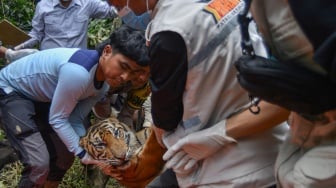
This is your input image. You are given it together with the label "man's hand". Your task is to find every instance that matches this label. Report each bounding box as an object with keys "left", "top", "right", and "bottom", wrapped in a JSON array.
[
  {"left": 165, "top": 150, "right": 198, "bottom": 175},
  {"left": 163, "top": 120, "right": 236, "bottom": 174},
  {"left": 100, "top": 130, "right": 166, "bottom": 188},
  {"left": 290, "top": 111, "right": 336, "bottom": 148},
  {"left": 5, "top": 48, "right": 39, "bottom": 63},
  {"left": 80, "top": 152, "right": 103, "bottom": 166}
]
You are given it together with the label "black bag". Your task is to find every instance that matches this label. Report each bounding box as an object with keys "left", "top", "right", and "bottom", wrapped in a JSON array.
[
  {"left": 235, "top": 55, "right": 336, "bottom": 115},
  {"left": 234, "top": 0, "right": 336, "bottom": 115}
]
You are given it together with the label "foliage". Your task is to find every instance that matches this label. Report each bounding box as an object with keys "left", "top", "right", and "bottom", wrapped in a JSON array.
[
  {"left": 0, "top": 0, "right": 123, "bottom": 187},
  {"left": 0, "top": 160, "right": 122, "bottom": 188},
  {"left": 0, "top": 129, "right": 122, "bottom": 188},
  {"left": 88, "top": 17, "right": 122, "bottom": 49},
  {"left": 0, "top": 0, "right": 35, "bottom": 32},
  {"left": 0, "top": 0, "right": 121, "bottom": 67}
]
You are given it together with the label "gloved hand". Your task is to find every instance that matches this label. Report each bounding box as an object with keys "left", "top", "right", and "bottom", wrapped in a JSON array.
[
  {"left": 80, "top": 152, "right": 103, "bottom": 166},
  {"left": 165, "top": 150, "right": 198, "bottom": 175},
  {"left": 14, "top": 43, "right": 26, "bottom": 51},
  {"left": 163, "top": 120, "right": 236, "bottom": 171},
  {"left": 5, "top": 48, "right": 39, "bottom": 63}
]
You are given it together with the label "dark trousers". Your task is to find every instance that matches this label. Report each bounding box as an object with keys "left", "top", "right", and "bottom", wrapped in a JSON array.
[
  {"left": 146, "top": 169, "right": 179, "bottom": 188},
  {"left": 0, "top": 90, "right": 74, "bottom": 187}
]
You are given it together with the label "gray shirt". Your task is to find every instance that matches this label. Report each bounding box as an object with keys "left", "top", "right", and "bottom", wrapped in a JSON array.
[
  {"left": 0, "top": 48, "right": 109, "bottom": 155},
  {"left": 20, "top": 0, "right": 117, "bottom": 50}
]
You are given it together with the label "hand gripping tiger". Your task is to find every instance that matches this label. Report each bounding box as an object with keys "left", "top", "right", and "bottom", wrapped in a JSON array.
[{"left": 163, "top": 120, "right": 236, "bottom": 173}]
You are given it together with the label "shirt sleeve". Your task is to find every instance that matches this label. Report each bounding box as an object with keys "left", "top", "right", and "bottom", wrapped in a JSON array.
[
  {"left": 48, "top": 63, "right": 91, "bottom": 155},
  {"left": 149, "top": 31, "right": 188, "bottom": 131},
  {"left": 24, "top": 3, "right": 44, "bottom": 48},
  {"left": 88, "top": 0, "right": 118, "bottom": 19}
]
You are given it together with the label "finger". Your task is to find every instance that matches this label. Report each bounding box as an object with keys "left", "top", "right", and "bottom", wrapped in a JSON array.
[
  {"left": 173, "top": 153, "right": 192, "bottom": 170},
  {"left": 163, "top": 141, "right": 184, "bottom": 161},
  {"left": 165, "top": 150, "right": 187, "bottom": 169},
  {"left": 184, "top": 158, "right": 198, "bottom": 171}
]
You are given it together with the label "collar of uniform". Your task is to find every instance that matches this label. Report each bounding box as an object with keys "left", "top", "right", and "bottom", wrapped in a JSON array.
[{"left": 53, "top": 0, "right": 82, "bottom": 8}]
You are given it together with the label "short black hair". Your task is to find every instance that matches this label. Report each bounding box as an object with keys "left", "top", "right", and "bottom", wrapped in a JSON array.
[{"left": 96, "top": 25, "right": 149, "bottom": 67}]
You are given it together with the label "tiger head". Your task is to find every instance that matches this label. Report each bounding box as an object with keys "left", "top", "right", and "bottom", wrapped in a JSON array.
[{"left": 79, "top": 117, "right": 141, "bottom": 166}]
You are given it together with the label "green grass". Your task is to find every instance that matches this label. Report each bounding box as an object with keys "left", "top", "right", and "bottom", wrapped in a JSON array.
[
  {"left": 0, "top": 130, "right": 122, "bottom": 188},
  {"left": 0, "top": 160, "right": 122, "bottom": 188}
]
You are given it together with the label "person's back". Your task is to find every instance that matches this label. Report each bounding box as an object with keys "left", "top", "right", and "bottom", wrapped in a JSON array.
[
  {"left": 147, "top": 1, "right": 288, "bottom": 187},
  {"left": 97, "top": 0, "right": 289, "bottom": 187},
  {"left": 249, "top": 0, "right": 336, "bottom": 187},
  {"left": 15, "top": 0, "right": 117, "bottom": 50}
]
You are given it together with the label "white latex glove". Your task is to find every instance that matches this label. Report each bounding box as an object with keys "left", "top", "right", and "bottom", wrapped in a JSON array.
[
  {"left": 14, "top": 43, "right": 25, "bottom": 50},
  {"left": 163, "top": 120, "right": 236, "bottom": 167},
  {"left": 80, "top": 152, "right": 103, "bottom": 166},
  {"left": 165, "top": 150, "right": 198, "bottom": 175},
  {"left": 5, "top": 48, "right": 38, "bottom": 63}
]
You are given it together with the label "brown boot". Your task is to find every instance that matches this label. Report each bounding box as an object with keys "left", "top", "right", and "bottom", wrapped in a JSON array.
[{"left": 43, "top": 181, "right": 61, "bottom": 188}]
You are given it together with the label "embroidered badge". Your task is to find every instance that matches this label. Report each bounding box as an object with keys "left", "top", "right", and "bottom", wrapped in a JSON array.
[{"left": 204, "top": 0, "right": 243, "bottom": 24}]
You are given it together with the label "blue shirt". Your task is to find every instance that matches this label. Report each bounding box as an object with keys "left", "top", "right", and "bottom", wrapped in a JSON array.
[
  {"left": 22, "top": 0, "right": 117, "bottom": 50},
  {"left": 0, "top": 48, "right": 109, "bottom": 155}
]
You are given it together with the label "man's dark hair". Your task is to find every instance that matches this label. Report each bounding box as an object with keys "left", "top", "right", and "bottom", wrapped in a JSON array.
[{"left": 96, "top": 25, "right": 149, "bottom": 67}]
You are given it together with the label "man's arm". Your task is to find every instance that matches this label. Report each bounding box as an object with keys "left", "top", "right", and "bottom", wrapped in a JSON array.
[
  {"left": 15, "top": 3, "right": 43, "bottom": 50},
  {"left": 89, "top": 0, "right": 118, "bottom": 19},
  {"left": 226, "top": 101, "right": 290, "bottom": 139}
]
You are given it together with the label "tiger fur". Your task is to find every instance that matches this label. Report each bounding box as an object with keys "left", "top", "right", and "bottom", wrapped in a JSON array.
[{"left": 80, "top": 117, "right": 166, "bottom": 188}]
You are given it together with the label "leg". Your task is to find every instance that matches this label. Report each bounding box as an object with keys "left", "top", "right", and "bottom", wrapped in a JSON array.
[
  {"left": 276, "top": 136, "right": 336, "bottom": 188},
  {"left": 0, "top": 91, "right": 49, "bottom": 187},
  {"left": 292, "top": 144, "right": 336, "bottom": 188},
  {"left": 0, "top": 139, "right": 18, "bottom": 170},
  {"left": 34, "top": 102, "right": 75, "bottom": 186},
  {"left": 275, "top": 136, "right": 302, "bottom": 188}
]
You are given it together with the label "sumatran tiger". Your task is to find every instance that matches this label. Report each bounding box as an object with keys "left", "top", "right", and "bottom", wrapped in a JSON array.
[{"left": 79, "top": 117, "right": 166, "bottom": 188}]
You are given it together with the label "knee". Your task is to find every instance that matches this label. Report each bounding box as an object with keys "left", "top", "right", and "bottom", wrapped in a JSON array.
[
  {"left": 30, "top": 157, "right": 50, "bottom": 172},
  {"left": 293, "top": 160, "right": 336, "bottom": 187},
  {"left": 25, "top": 158, "right": 50, "bottom": 184}
]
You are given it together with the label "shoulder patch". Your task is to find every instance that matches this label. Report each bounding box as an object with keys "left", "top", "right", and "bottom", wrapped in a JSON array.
[
  {"left": 204, "top": 0, "right": 243, "bottom": 24},
  {"left": 68, "top": 50, "right": 99, "bottom": 71}
]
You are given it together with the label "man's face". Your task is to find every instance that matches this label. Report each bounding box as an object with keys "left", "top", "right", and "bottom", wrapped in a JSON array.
[
  {"left": 60, "top": 0, "right": 72, "bottom": 7},
  {"left": 98, "top": 45, "right": 145, "bottom": 88},
  {"left": 131, "top": 66, "right": 150, "bottom": 89}
]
